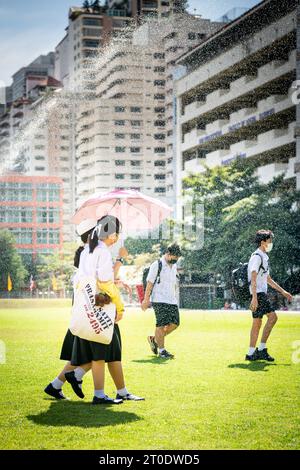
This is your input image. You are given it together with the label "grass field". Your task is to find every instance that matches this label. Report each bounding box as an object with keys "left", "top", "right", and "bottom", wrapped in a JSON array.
[{"left": 0, "top": 299, "right": 299, "bottom": 450}]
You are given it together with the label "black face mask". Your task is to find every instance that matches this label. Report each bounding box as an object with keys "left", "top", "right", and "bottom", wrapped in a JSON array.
[{"left": 168, "top": 259, "right": 178, "bottom": 265}]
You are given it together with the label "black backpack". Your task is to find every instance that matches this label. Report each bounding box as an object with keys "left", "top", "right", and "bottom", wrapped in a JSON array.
[
  {"left": 142, "top": 260, "right": 163, "bottom": 293},
  {"left": 231, "top": 253, "right": 266, "bottom": 305}
]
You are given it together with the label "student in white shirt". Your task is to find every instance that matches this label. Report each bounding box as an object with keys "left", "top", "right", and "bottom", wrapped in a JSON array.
[
  {"left": 45, "top": 216, "right": 144, "bottom": 404},
  {"left": 246, "top": 229, "right": 293, "bottom": 362},
  {"left": 142, "top": 243, "right": 181, "bottom": 359}
]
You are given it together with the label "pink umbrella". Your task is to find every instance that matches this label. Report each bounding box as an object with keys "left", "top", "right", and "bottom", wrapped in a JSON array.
[{"left": 71, "top": 189, "right": 173, "bottom": 231}]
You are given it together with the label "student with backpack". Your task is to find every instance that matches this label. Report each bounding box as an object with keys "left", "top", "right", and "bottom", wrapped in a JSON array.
[
  {"left": 141, "top": 244, "right": 181, "bottom": 359},
  {"left": 245, "top": 230, "right": 293, "bottom": 362}
]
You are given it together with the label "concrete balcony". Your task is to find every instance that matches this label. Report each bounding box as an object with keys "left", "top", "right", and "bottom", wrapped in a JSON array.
[
  {"left": 205, "top": 150, "right": 230, "bottom": 168},
  {"left": 180, "top": 48, "right": 296, "bottom": 126},
  {"left": 202, "top": 122, "right": 296, "bottom": 168},
  {"left": 181, "top": 128, "right": 206, "bottom": 152},
  {"left": 206, "top": 119, "right": 230, "bottom": 134},
  {"left": 256, "top": 162, "right": 289, "bottom": 185},
  {"left": 176, "top": 11, "right": 296, "bottom": 96},
  {"left": 229, "top": 107, "right": 257, "bottom": 125},
  {"left": 182, "top": 157, "right": 206, "bottom": 177}
]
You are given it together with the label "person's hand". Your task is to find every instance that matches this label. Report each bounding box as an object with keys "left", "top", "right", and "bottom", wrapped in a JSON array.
[
  {"left": 250, "top": 296, "right": 258, "bottom": 312},
  {"left": 283, "top": 291, "right": 293, "bottom": 303},
  {"left": 115, "top": 311, "right": 124, "bottom": 323},
  {"left": 141, "top": 299, "right": 150, "bottom": 311},
  {"left": 118, "top": 247, "right": 128, "bottom": 259}
]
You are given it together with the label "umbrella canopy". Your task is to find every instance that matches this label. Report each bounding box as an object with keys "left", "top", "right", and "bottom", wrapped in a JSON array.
[{"left": 71, "top": 189, "right": 173, "bottom": 231}]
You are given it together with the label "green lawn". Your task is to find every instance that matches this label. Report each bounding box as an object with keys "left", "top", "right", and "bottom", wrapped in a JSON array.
[{"left": 0, "top": 300, "right": 299, "bottom": 450}]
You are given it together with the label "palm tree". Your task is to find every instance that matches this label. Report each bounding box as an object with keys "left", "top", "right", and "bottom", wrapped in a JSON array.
[
  {"left": 83, "top": 0, "right": 90, "bottom": 11},
  {"left": 91, "top": 0, "right": 100, "bottom": 9}
]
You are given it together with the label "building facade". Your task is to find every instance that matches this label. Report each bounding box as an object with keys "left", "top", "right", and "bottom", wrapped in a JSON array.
[
  {"left": 11, "top": 53, "right": 55, "bottom": 102},
  {"left": 175, "top": 0, "right": 299, "bottom": 218},
  {"left": 0, "top": 175, "right": 64, "bottom": 267}
]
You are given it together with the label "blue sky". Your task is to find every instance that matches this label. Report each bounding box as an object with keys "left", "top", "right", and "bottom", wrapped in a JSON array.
[{"left": 0, "top": 0, "right": 260, "bottom": 87}]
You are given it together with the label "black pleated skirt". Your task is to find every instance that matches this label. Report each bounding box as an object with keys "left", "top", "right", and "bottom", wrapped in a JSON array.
[{"left": 60, "top": 325, "right": 122, "bottom": 366}]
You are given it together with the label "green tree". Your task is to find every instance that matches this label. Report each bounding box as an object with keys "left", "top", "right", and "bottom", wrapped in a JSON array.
[
  {"left": 182, "top": 160, "right": 300, "bottom": 288},
  {"left": 35, "top": 243, "right": 78, "bottom": 292},
  {"left": 0, "top": 230, "right": 28, "bottom": 291}
]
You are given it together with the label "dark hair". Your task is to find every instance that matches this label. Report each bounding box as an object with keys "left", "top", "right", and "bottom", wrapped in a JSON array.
[
  {"left": 167, "top": 243, "right": 182, "bottom": 257},
  {"left": 81, "top": 228, "right": 94, "bottom": 244},
  {"left": 74, "top": 246, "right": 84, "bottom": 268},
  {"left": 255, "top": 230, "right": 274, "bottom": 247},
  {"left": 89, "top": 215, "right": 122, "bottom": 254}
]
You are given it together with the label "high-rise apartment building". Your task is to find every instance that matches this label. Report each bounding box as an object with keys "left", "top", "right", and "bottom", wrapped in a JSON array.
[
  {"left": 175, "top": 0, "right": 299, "bottom": 218},
  {"left": 11, "top": 53, "right": 55, "bottom": 101}
]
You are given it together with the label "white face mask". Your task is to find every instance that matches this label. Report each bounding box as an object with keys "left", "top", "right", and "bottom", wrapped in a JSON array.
[{"left": 266, "top": 242, "right": 273, "bottom": 253}]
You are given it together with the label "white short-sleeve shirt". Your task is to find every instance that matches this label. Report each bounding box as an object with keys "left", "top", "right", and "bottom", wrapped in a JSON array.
[
  {"left": 147, "top": 256, "right": 178, "bottom": 305},
  {"left": 77, "top": 241, "right": 114, "bottom": 282},
  {"left": 248, "top": 248, "right": 269, "bottom": 294}
]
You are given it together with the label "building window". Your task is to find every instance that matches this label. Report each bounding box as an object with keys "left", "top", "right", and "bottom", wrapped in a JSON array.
[
  {"left": 115, "top": 147, "right": 126, "bottom": 153},
  {"left": 115, "top": 120, "right": 125, "bottom": 126},
  {"left": 37, "top": 184, "right": 60, "bottom": 202},
  {"left": 154, "top": 53, "right": 165, "bottom": 59},
  {"left": 154, "top": 134, "right": 165, "bottom": 140},
  {"left": 154, "top": 80, "right": 165, "bottom": 86},
  {"left": 115, "top": 134, "right": 126, "bottom": 139},
  {"left": 131, "top": 174, "right": 141, "bottom": 180},
  {"left": 37, "top": 229, "right": 48, "bottom": 244},
  {"left": 82, "top": 18, "right": 102, "bottom": 26},
  {"left": 116, "top": 174, "right": 125, "bottom": 180},
  {"left": 48, "top": 229, "right": 60, "bottom": 245},
  {"left": 154, "top": 121, "right": 166, "bottom": 127},
  {"left": 155, "top": 174, "right": 166, "bottom": 180},
  {"left": 131, "top": 161, "right": 141, "bottom": 167},
  {"left": 115, "top": 160, "right": 125, "bottom": 166},
  {"left": 154, "top": 66, "right": 165, "bottom": 72},
  {"left": 131, "top": 121, "right": 141, "bottom": 127},
  {"left": 130, "top": 147, "right": 141, "bottom": 153},
  {"left": 130, "top": 107, "right": 141, "bottom": 113},
  {"left": 154, "top": 94, "right": 165, "bottom": 100},
  {"left": 154, "top": 147, "right": 166, "bottom": 153},
  {"left": 115, "top": 106, "right": 126, "bottom": 112},
  {"left": 188, "top": 32, "right": 196, "bottom": 40},
  {"left": 130, "top": 134, "right": 141, "bottom": 140},
  {"left": 155, "top": 188, "right": 166, "bottom": 193},
  {"left": 37, "top": 207, "right": 60, "bottom": 224},
  {"left": 11, "top": 228, "right": 33, "bottom": 245},
  {"left": 0, "top": 182, "right": 33, "bottom": 202},
  {"left": 155, "top": 107, "right": 165, "bottom": 113},
  {"left": 155, "top": 161, "right": 166, "bottom": 167}
]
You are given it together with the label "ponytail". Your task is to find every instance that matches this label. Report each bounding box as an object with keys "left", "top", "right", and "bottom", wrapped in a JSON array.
[{"left": 89, "top": 229, "right": 99, "bottom": 254}]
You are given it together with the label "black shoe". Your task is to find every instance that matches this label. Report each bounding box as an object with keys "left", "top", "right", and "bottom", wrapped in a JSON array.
[
  {"left": 116, "top": 393, "right": 145, "bottom": 401},
  {"left": 65, "top": 371, "right": 84, "bottom": 399},
  {"left": 147, "top": 335, "right": 158, "bottom": 355},
  {"left": 44, "top": 383, "right": 66, "bottom": 400},
  {"left": 245, "top": 348, "right": 259, "bottom": 361},
  {"left": 92, "top": 396, "right": 123, "bottom": 405},
  {"left": 257, "top": 348, "right": 275, "bottom": 362},
  {"left": 159, "top": 349, "right": 174, "bottom": 359}
]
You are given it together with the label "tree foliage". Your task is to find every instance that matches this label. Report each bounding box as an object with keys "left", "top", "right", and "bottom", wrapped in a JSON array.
[
  {"left": 0, "top": 230, "right": 28, "bottom": 290},
  {"left": 182, "top": 160, "right": 300, "bottom": 289},
  {"left": 35, "top": 243, "right": 78, "bottom": 291}
]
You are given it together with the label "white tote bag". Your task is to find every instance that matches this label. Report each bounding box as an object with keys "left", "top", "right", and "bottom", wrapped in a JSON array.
[{"left": 70, "top": 275, "right": 116, "bottom": 345}]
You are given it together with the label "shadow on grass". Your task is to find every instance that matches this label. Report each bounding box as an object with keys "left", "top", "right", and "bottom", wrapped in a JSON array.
[
  {"left": 131, "top": 357, "right": 170, "bottom": 364},
  {"left": 228, "top": 362, "right": 290, "bottom": 372},
  {"left": 27, "top": 400, "right": 143, "bottom": 428}
]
